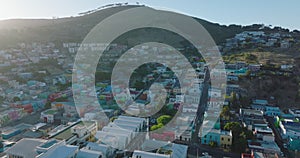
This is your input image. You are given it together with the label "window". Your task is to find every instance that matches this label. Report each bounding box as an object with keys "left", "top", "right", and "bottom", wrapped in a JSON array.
[
  {"left": 228, "top": 138, "right": 230, "bottom": 142},
  {"left": 221, "top": 137, "right": 224, "bottom": 141}
]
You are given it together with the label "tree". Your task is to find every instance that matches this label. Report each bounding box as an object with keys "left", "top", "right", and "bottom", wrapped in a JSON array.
[
  {"left": 56, "top": 82, "right": 71, "bottom": 91},
  {"left": 209, "top": 141, "right": 217, "bottom": 147},
  {"left": 150, "top": 123, "right": 163, "bottom": 131},
  {"left": 230, "top": 92, "right": 239, "bottom": 109},
  {"left": 245, "top": 70, "right": 251, "bottom": 77},
  {"left": 45, "top": 102, "right": 52, "bottom": 109},
  {"left": 150, "top": 115, "right": 172, "bottom": 131},
  {"left": 245, "top": 53, "right": 257, "bottom": 62},
  {"left": 13, "top": 96, "right": 21, "bottom": 102},
  {"left": 134, "top": 81, "right": 146, "bottom": 90},
  {"left": 110, "top": 116, "right": 117, "bottom": 122},
  {"left": 14, "top": 76, "right": 27, "bottom": 84},
  {"left": 55, "top": 96, "right": 68, "bottom": 102},
  {"left": 95, "top": 71, "right": 111, "bottom": 82},
  {"left": 242, "top": 128, "right": 255, "bottom": 140},
  {"left": 165, "top": 150, "right": 172, "bottom": 155},
  {"left": 224, "top": 122, "right": 242, "bottom": 134},
  {"left": 159, "top": 105, "right": 177, "bottom": 116},
  {"left": 88, "top": 135, "right": 96, "bottom": 142},
  {"left": 239, "top": 96, "right": 250, "bottom": 108},
  {"left": 224, "top": 122, "right": 253, "bottom": 153},
  {"left": 157, "top": 115, "right": 172, "bottom": 125},
  {"left": 220, "top": 106, "right": 231, "bottom": 120},
  {"left": 113, "top": 110, "right": 120, "bottom": 116},
  {"left": 0, "top": 96, "right": 4, "bottom": 104},
  {"left": 232, "top": 137, "right": 247, "bottom": 153}
]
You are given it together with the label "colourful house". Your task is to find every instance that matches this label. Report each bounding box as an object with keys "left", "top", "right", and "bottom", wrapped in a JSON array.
[
  {"left": 201, "top": 128, "right": 232, "bottom": 149},
  {"left": 31, "top": 100, "right": 46, "bottom": 111},
  {"left": 264, "top": 106, "right": 282, "bottom": 117},
  {"left": 150, "top": 131, "right": 175, "bottom": 142},
  {"left": 288, "top": 137, "right": 300, "bottom": 151},
  {"left": 0, "top": 109, "right": 25, "bottom": 126},
  {"left": 22, "top": 104, "right": 33, "bottom": 113},
  {"left": 201, "top": 129, "right": 221, "bottom": 146},
  {"left": 51, "top": 102, "right": 77, "bottom": 118},
  {"left": 220, "top": 130, "right": 233, "bottom": 149}
]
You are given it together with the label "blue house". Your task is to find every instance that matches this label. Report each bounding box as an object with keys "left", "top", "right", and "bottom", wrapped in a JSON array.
[
  {"left": 288, "top": 137, "right": 300, "bottom": 151},
  {"left": 31, "top": 100, "right": 46, "bottom": 111},
  {"left": 253, "top": 99, "right": 268, "bottom": 106},
  {"left": 2, "top": 129, "right": 21, "bottom": 139},
  {"left": 264, "top": 106, "right": 282, "bottom": 117},
  {"left": 251, "top": 104, "right": 265, "bottom": 111},
  {"left": 201, "top": 129, "right": 221, "bottom": 145}
]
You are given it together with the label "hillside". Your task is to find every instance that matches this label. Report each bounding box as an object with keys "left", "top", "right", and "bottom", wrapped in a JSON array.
[
  {"left": 0, "top": 5, "right": 297, "bottom": 50},
  {"left": 0, "top": 5, "right": 248, "bottom": 48},
  {"left": 0, "top": 5, "right": 142, "bottom": 48}
]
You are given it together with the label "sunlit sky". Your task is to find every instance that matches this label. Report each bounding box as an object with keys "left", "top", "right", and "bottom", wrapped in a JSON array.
[{"left": 0, "top": 0, "right": 299, "bottom": 30}]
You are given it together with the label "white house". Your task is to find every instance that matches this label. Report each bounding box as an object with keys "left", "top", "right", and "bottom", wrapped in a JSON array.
[
  {"left": 5, "top": 138, "right": 46, "bottom": 158},
  {"left": 84, "top": 142, "right": 115, "bottom": 158},
  {"left": 95, "top": 131, "right": 129, "bottom": 150},
  {"left": 36, "top": 144, "right": 78, "bottom": 158},
  {"left": 40, "top": 109, "right": 58, "bottom": 123},
  {"left": 132, "top": 150, "right": 170, "bottom": 158}
]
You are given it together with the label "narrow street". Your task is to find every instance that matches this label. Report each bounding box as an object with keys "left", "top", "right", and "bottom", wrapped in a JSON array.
[
  {"left": 266, "top": 116, "right": 291, "bottom": 158},
  {"left": 192, "top": 69, "right": 210, "bottom": 143}
]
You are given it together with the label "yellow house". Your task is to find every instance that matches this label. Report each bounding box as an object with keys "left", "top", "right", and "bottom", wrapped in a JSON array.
[{"left": 220, "top": 130, "right": 232, "bottom": 149}]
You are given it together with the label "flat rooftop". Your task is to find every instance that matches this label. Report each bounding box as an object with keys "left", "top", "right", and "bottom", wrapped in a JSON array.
[
  {"left": 53, "top": 121, "right": 96, "bottom": 140},
  {"left": 38, "top": 139, "right": 59, "bottom": 149},
  {"left": 5, "top": 138, "right": 46, "bottom": 158},
  {"left": 38, "top": 145, "right": 78, "bottom": 158}
]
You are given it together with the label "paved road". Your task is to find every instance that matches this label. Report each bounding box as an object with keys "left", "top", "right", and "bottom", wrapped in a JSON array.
[
  {"left": 187, "top": 69, "right": 243, "bottom": 158},
  {"left": 192, "top": 69, "right": 210, "bottom": 143}
]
